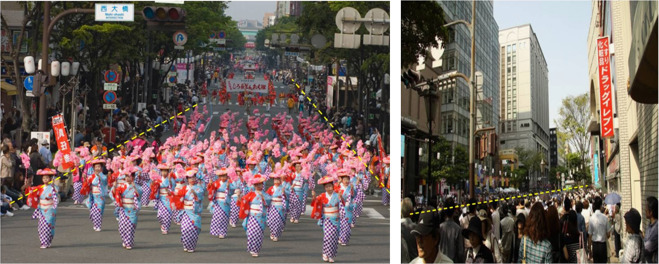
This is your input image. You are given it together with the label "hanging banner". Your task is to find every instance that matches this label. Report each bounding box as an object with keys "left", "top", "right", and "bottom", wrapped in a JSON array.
[
  {"left": 51, "top": 114, "right": 74, "bottom": 170},
  {"left": 224, "top": 79, "right": 268, "bottom": 93},
  {"left": 596, "top": 37, "right": 614, "bottom": 138}
]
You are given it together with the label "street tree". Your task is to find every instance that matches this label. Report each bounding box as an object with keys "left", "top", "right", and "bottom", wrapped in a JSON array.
[
  {"left": 401, "top": 1, "right": 450, "bottom": 68},
  {"left": 514, "top": 146, "right": 546, "bottom": 190},
  {"left": 555, "top": 93, "right": 591, "bottom": 164},
  {"left": 419, "top": 136, "right": 468, "bottom": 190}
]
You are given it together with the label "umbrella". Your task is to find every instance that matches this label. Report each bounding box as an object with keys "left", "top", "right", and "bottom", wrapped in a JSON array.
[{"left": 604, "top": 193, "right": 622, "bottom": 204}]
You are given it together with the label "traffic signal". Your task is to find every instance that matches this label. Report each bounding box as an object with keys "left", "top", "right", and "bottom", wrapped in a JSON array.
[
  {"left": 142, "top": 7, "right": 184, "bottom": 22},
  {"left": 401, "top": 69, "right": 420, "bottom": 89}
]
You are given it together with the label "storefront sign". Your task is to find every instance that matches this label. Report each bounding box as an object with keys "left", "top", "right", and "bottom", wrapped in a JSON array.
[{"left": 597, "top": 36, "right": 614, "bottom": 138}]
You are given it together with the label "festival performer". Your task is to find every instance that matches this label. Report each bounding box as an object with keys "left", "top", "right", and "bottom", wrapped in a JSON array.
[
  {"left": 289, "top": 158, "right": 307, "bottom": 224},
  {"left": 27, "top": 168, "right": 59, "bottom": 249},
  {"left": 138, "top": 148, "right": 156, "bottom": 207},
  {"left": 352, "top": 165, "right": 366, "bottom": 224},
  {"left": 336, "top": 168, "right": 356, "bottom": 246},
  {"left": 266, "top": 164, "right": 289, "bottom": 242},
  {"left": 381, "top": 156, "right": 390, "bottom": 206},
  {"left": 81, "top": 159, "right": 108, "bottom": 232},
  {"left": 73, "top": 146, "right": 91, "bottom": 205},
  {"left": 238, "top": 173, "right": 271, "bottom": 257},
  {"left": 311, "top": 173, "right": 342, "bottom": 263},
  {"left": 171, "top": 168, "right": 202, "bottom": 253},
  {"left": 229, "top": 167, "right": 245, "bottom": 228},
  {"left": 113, "top": 167, "right": 140, "bottom": 250},
  {"left": 172, "top": 159, "right": 187, "bottom": 225},
  {"left": 207, "top": 168, "right": 231, "bottom": 238},
  {"left": 150, "top": 163, "right": 175, "bottom": 234}
]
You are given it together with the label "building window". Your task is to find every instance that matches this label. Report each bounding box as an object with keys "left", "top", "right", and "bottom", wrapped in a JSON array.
[{"left": 512, "top": 44, "right": 516, "bottom": 52}]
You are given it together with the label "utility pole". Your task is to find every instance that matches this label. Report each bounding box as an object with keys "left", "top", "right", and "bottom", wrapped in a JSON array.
[{"left": 468, "top": 0, "right": 476, "bottom": 199}]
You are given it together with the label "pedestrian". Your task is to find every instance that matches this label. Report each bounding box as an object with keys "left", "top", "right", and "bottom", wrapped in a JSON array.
[
  {"left": 622, "top": 208, "right": 644, "bottom": 263},
  {"left": 500, "top": 203, "right": 516, "bottom": 263},
  {"left": 311, "top": 174, "right": 342, "bottom": 263},
  {"left": 408, "top": 208, "right": 453, "bottom": 263},
  {"left": 438, "top": 199, "right": 465, "bottom": 263},
  {"left": 575, "top": 201, "right": 588, "bottom": 256},
  {"left": 612, "top": 203, "right": 623, "bottom": 258},
  {"left": 461, "top": 198, "right": 479, "bottom": 250},
  {"left": 1, "top": 145, "right": 14, "bottom": 186},
  {"left": 239, "top": 173, "right": 270, "bottom": 257},
  {"left": 462, "top": 216, "right": 495, "bottom": 263},
  {"left": 265, "top": 167, "right": 288, "bottom": 242},
  {"left": 518, "top": 202, "right": 552, "bottom": 263},
  {"left": 643, "top": 196, "right": 658, "bottom": 263},
  {"left": 336, "top": 168, "right": 356, "bottom": 246},
  {"left": 80, "top": 159, "right": 108, "bottom": 232},
  {"left": 561, "top": 210, "right": 580, "bottom": 263},
  {"left": 207, "top": 168, "right": 232, "bottom": 239},
  {"left": 26, "top": 168, "right": 59, "bottom": 249},
  {"left": 546, "top": 205, "right": 562, "bottom": 262},
  {"left": 39, "top": 140, "right": 52, "bottom": 166},
  {"left": 401, "top": 197, "right": 418, "bottom": 262},
  {"left": 477, "top": 208, "right": 501, "bottom": 263},
  {"left": 150, "top": 163, "right": 175, "bottom": 234},
  {"left": 289, "top": 159, "right": 306, "bottom": 224},
  {"left": 588, "top": 196, "right": 611, "bottom": 263},
  {"left": 112, "top": 167, "right": 140, "bottom": 250}
]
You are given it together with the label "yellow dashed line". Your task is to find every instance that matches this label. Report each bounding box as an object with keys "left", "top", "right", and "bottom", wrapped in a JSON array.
[
  {"left": 185, "top": 108, "right": 190, "bottom": 112},
  {"left": 116, "top": 144, "right": 122, "bottom": 148},
  {"left": 155, "top": 124, "right": 160, "bottom": 128},
  {"left": 170, "top": 116, "right": 175, "bottom": 120},
  {"left": 313, "top": 103, "right": 317, "bottom": 108},
  {"left": 109, "top": 148, "right": 115, "bottom": 152},
  {"left": 147, "top": 128, "right": 152, "bottom": 132},
  {"left": 139, "top": 132, "right": 145, "bottom": 136},
  {"left": 178, "top": 112, "right": 183, "bottom": 115},
  {"left": 193, "top": 104, "right": 198, "bottom": 107}
]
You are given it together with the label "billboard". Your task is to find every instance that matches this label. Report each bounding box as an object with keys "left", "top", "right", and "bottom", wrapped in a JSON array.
[
  {"left": 225, "top": 79, "right": 268, "bottom": 93},
  {"left": 596, "top": 36, "right": 614, "bottom": 138}
]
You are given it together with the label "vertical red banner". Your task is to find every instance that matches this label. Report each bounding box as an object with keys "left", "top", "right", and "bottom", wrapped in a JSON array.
[
  {"left": 596, "top": 37, "right": 614, "bottom": 138},
  {"left": 52, "top": 114, "right": 74, "bottom": 170}
]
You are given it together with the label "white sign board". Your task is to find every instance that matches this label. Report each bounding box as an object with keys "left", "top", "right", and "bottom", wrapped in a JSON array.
[
  {"left": 225, "top": 79, "right": 269, "bottom": 93},
  {"left": 217, "top": 39, "right": 226, "bottom": 45},
  {"left": 103, "top": 104, "right": 117, "bottom": 110},
  {"left": 31, "top": 132, "right": 51, "bottom": 150},
  {"left": 284, "top": 51, "right": 299, "bottom": 57},
  {"left": 104, "top": 83, "right": 118, "bottom": 91},
  {"left": 26, "top": 91, "right": 35, "bottom": 97},
  {"left": 95, "top": 4, "right": 134, "bottom": 22}
]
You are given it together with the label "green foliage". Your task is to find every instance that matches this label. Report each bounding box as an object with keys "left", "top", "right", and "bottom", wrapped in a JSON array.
[
  {"left": 555, "top": 93, "right": 591, "bottom": 162},
  {"left": 419, "top": 137, "right": 468, "bottom": 186},
  {"left": 402, "top": 1, "right": 450, "bottom": 68}
]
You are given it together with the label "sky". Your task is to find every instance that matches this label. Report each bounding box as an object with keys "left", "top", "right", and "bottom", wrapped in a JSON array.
[
  {"left": 493, "top": 1, "right": 592, "bottom": 127},
  {"left": 226, "top": 1, "right": 276, "bottom": 22}
]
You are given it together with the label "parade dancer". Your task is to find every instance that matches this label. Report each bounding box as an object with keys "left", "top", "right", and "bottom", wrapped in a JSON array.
[
  {"left": 381, "top": 157, "right": 390, "bottom": 206},
  {"left": 266, "top": 168, "right": 289, "bottom": 242},
  {"left": 239, "top": 173, "right": 271, "bottom": 257},
  {"left": 229, "top": 168, "right": 244, "bottom": 228},
  {"left": 72, "top": 146, "right": 91, "bottom": 204},
  {"left": 27, "top": 168, "right": 59, "bottom": 249},
  {"left": 351, "top": 166, "right": 365, "bottom": 224},
  {"left": 336, "top": 169, "right": 356, "bottom": 246},
  {"left": 172, "top": 159, "right": 187, "bottom": 225},
  {"left": 113, "top": 168, "right": 140, "bottom": 250},
  {"left": 311, "top": 174, "right": 341, "bottom": 263},
  {"left": 150, "top": 163, "right": 175, "bottom": 234},
  {"left": 207, "top": 168, "right": 231, "bottom": 239},
  {"left": 81, "top": 159, "right": 108, "bottom": 231},
  {"left": 289, "top": 159, "right": 306, "bottom": 224},
  {"left": 139, "top": 148, "right": 156, "bottom": 207},
  {"left": 171, "top": 168, "right": 202, "bottom": 253}
]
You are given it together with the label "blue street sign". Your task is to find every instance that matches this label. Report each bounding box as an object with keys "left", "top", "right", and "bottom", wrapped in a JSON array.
[
  {"left": 105, "top": 70, "right": 118, "bottom": 83},
  {"left": 104, "top": 91, "right": 117, "bottom": 104},
  {"left": 173, "top": 31, "right": 188, "bottom": 46},
  {"left": 219, "top": 31, "right": 225, "bottom": 39},
  {"left": 23, "top": 76, "right": 33, "bottom": 91}
]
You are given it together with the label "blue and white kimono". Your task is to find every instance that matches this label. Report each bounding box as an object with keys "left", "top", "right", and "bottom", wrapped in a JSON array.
[
  {"left": 178, "top": 186, "right": 202, "bottom": 251},
  {"left": 337, "top": 182, "right": 356, "bottom": 245},
  {"left": 85, "top": 173, "right": 107, "bottom": 230},
  {"left": 116, "top": 182, "right": 140, "bottom": 248},
  {"left": 312, "top": 191, "right": 341, "bottom": 260},
  {"left": 266, "top": 184, "right": 288, "bottom": 239},
  {"left": 242, "top": 191, "right": 272, "bottom": 254},
  {"left": 290, "top": 172, "right": 307, "bottom": 221},
  {"left": 31, "top": 184, "right": 59, "bottom": 248},
  {"left": 153, "top": 176, "right": 175, "bottom": 232},
  {"left": 208, "top": 179, "right": 232, "bottom": 237}
]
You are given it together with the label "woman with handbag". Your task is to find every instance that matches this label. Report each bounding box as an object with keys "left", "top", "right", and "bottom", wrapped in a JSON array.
[
  {"left": 562, "top": 211, "right": 581, "bottom": 263},
  {"left": 518, "top": 202, "right": 553, "bottom": 263}
]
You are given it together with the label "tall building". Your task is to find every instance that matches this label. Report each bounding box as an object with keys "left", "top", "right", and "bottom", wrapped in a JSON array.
[
  {"left": 263, "top": 12, "right": 275, "bottom": 27},
  {"left": 275, "top": 1, "right": 302, "bottom": 20},
  {"left": 401, "top": 0, "right": 500, "bottom": 198},
  {"left": 587, "top": 0, "right": 657, "bottom": 237},
  {"left": 498, "top": 24, "right": 550, "bottom": 190}
]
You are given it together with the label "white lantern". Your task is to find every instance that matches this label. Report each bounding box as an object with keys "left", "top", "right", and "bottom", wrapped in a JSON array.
[
  {"left": 71, "top": 62, "right": 80, "bottom": 75},
  {"left": 24, "top": 56, "right": 35, "bottom": 74},
  {"left": 61, "top": 62, "right": 70, "bottom": 76},
  {"left": 38, "top": 59, "right": 42, "bottom": 71},
  {"left": 51, "top": 61, "right": 60, "bottom": 77}
]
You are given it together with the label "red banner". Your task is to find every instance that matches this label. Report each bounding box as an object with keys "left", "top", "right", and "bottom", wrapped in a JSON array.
[
  {"left": 597, "top": 37, "right": 614, "bottom": 138},
  {"left": 52, "top": 114, "right": 74, "bottom": 170},
  {"left": 224, "top": 79, "right": 268, "bottom": 93}
]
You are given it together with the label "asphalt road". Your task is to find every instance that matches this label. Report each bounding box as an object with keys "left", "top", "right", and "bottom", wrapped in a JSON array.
[{"left": 2, "top": 76, "right": 391, "bottom": 263}]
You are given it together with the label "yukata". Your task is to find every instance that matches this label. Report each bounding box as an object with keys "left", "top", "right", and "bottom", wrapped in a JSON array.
[
  {"left": 150, "top": 176, "right": 175, "bottom": 233},
  {"left": 113, "top": 182, "right": 140, "bottom": 248},
  {"left": 229, "top": 179, "right": 244, "bottom": 227},
  {"left": 259, "top": 159, "right": 272, "bottom": 180},
  {"left": 289, "top": 172, "right": 307, "bottom": 221},
  {"left": 83, "top": 173, "right": 107, "bottom": 230},
  {"left": 172, "top": 185, "right": 202, "bottom": 251},
  {"left": 172, "top": 180, "right": 186, "bottom": 225},
  {"left": 137, "top": 165, "right": 152, "bottom": 206},
  {"left": 266, "top": 184, "right": 289, "bottom": 240},
  {"left": 196, "top": 165, "right": 211, "bottom": 185},
  {"left": 208, "top": 179, "right": 231, "bottom": 237},
  {"left": 352, "top": 172, "right": 365, "bottom": 222},
  {"left": 336, "top": 182, "right": 356, "bottom": 245},
  {"left": 27, "top": 184, "right": 59, "bottom": 248},
  {"left": 311, "top": 192, "right": 341, "bottom": 260},
  {"left": 72, "top": 159, "right": 90, "bottom": 203},
  {"left": 381, "top": 167, "right": 390, "bottom": 206},
  {"left": 239, "top": 191, "right": 272, "bottom": 254}
]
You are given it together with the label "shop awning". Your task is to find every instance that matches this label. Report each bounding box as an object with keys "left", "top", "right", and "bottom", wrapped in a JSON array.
[
  {"left": 628, "top": 19, "right": 657, "bottom": 104},
  {"left": 1, "top": 81, "right": 18, "bottom": 96}
]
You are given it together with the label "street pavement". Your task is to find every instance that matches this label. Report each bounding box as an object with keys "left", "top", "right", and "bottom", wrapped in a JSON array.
[
  {"left": 1, "top": 75, "right": 391, "bottom": 263},
  {"left": 1, "top": 186, "right": 389, "bottom": 263}
]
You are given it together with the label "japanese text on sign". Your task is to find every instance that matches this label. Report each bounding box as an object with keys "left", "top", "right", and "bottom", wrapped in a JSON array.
[
  {"left": 51, "top": 114, "right": 74, "bottom": 170},
  {"left": 596, "top": 37, "right": 614, "bottom": 138},
  {"left": 95, "top": 4, "right": 134, "bottom": 22},
  {"left": 225, "top": 79, "right": 269, "bottom": 93}
]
